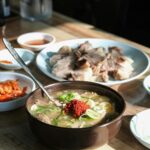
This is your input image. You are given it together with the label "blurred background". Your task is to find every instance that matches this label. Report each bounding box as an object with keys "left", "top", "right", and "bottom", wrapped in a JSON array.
[
  {"left": 53, "top": 0, "right": 150, "bottom": 47},
  {"left": 1, "top": 0, "right": 150, "bottom": 47}
]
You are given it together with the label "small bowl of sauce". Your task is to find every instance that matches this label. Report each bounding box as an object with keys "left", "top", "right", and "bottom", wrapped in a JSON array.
[
  {"left": 17, "top": 32, "right": 56, "bottom": 51},
  {"left": 0, "top": 60, "right": 13, "bottom": 64},
  {"left": 0, "top": 48, "right": 35, "bottom": 70}
]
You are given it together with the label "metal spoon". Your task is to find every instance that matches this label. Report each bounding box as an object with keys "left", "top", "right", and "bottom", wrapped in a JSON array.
[{"left": 2, "top": 37, "right": 61, "bottom": 107}]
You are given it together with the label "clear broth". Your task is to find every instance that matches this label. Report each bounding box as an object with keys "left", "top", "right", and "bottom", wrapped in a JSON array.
[{"left": 30, "top": 90, "right": 118, "bottom": 128}]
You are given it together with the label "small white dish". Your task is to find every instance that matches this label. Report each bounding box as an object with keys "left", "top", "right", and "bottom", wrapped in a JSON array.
[
  {"left": 0, "top": 72, "right": 36, "bottom": 112},
  {"left": 17, "top": 32, "right": 56, "bottom": 51},
  {"left": 0, "top": 48, "right": 35, "bottom": 70},
  {"left": 130, "top": 109, "right": 150, "bottom": 149},
  {"left": 143, "top": 75, "right": 150, "bottom": 95}
]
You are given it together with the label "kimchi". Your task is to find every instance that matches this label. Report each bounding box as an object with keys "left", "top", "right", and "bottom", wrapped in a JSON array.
[{"left": 0, "top": 80, "right": 27, "bottom": 102}]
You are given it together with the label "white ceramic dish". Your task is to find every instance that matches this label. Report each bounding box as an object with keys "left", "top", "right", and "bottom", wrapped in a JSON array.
[
  {"left": 143, "top": 75, "right": 150, "bottom": 95},
  {"left": 36, "top": 38, "right": 150, "bottom": 86},
  {"left": 0, "top": 72, "right": 36, "bottom": 112},
  {"left": 17, "top": 32, "right": 56, "bottom": 51},
  {"left": 130, "top": 109, "right": 150, "bottom": 149},
  {"left": 0, "top": 48, "right": 35, "bottom": 70}
]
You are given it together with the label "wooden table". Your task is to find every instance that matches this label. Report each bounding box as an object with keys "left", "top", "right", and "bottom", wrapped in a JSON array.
[{"left": 0, "top": 12, "right": 150, "bottom": 150}]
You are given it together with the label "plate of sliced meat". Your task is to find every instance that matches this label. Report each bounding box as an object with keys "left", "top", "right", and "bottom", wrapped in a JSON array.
[{"left": 36, "top": 39, "right": 150, "bottom": 86}]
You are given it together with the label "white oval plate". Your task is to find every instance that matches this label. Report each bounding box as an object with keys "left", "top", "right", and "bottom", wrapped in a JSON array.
[
  {"left": 0, "top": 72, "right": 36, "bottom": 112},
  {"left": 130, "top": 109, "right": 150, "bottom": 149},
  {"left": 0, "top": 48, "right": 35, "bottom": 70},
  {"left": 36, "top": 38, "right": 150, "bottom": 86}
]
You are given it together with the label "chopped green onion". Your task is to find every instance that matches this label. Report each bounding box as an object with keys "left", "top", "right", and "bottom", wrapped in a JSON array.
[
  {"left": 52, "top": 118, "right": 58, "bottom": 126},
  {"left": 85, "top": 109, "right": 100, "bottom": 119},
  {"left": 34, "top": 105, "right": 60, "bottom": 114},
  {"left": 86, "top": 99, "right": 95, "bottom": 108},
  {"left": 58, "top": 92, "right": 75, "bottom": 102}
]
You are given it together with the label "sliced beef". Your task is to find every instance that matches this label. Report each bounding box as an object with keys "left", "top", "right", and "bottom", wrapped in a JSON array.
[
  {"left": 113, "top": 56, "right": 134, "bottom": 80},
  {"left": 75, "top": 59, "right": 90, "bottom": 69},
  {"left": 70, "top": 68, "right": 93, "bottom": 81},
  {"left": 50, "top": 41, "right": 134, "bottom": 82},
  {"left": 92, "top": 55, "right": 110, "bottom": 82},
  {"left": 58, "top": 46, "right": 72, "bottom": 55},
  {"left": 78, "top": 41, "right": 92, "bottom": 53},
  {"left": 49, "top": 54, "right": 63, "bottom": 66},
  {"left": 52, "top": 56, "right": 74, "bottom": 79}
]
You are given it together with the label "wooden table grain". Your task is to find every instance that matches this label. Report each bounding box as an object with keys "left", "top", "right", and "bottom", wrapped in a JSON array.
[{"left": 0, "top": 12, "right": 150, "bottom": 150}]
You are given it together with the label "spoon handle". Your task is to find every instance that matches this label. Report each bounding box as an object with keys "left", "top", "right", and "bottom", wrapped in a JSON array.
[{"left": 2, "top": 37, "right": 56, "bottom": 104}]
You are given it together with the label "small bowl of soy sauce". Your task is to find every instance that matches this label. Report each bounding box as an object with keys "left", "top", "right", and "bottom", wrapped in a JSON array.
[{"left": 17, "top": 32, "right": 56, "bottom": 52}]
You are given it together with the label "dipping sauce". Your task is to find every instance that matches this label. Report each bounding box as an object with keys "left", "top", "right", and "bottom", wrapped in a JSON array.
[
  {"left": 25, "top": 39, "right": 50, "bottom": 46},
  {"left": 0, "top": 60, "right": 12, "bottom": 64},
  {"left": 30, "top": 90, "right": 118, "bottom": 128}
]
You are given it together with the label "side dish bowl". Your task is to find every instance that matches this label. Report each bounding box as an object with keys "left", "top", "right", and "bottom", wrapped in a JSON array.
[
  {"left": 0, "top": 72, "right": 36, "bottom": 112},
  {"left": 17, "top": 32, "right": 56, "bottom": 51},
  {"left": 143, "top": 75, "right": 150, "bottom": 95},
  {"left": 0, "top": 48, "right": 35, "bottom": 70},
  {"left": 130, "top": 109, "right": 150, "bottom": 149},
  {"left": 26, "top": 81, "right": 126, "bottom": 149}
]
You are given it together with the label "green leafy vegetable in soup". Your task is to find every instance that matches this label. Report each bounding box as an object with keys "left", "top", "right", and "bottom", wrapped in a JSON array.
[
  {"left": 58, "top": 92, "right": 76, "bottom": 102},
  {"left": 30, "top": 90, "right": 118, "bottom": 128}
]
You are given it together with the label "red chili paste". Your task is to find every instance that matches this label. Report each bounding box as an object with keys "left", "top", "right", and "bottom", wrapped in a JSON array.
[{"left": 64, "top": 99, "right": 89, "bottom": 118}]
